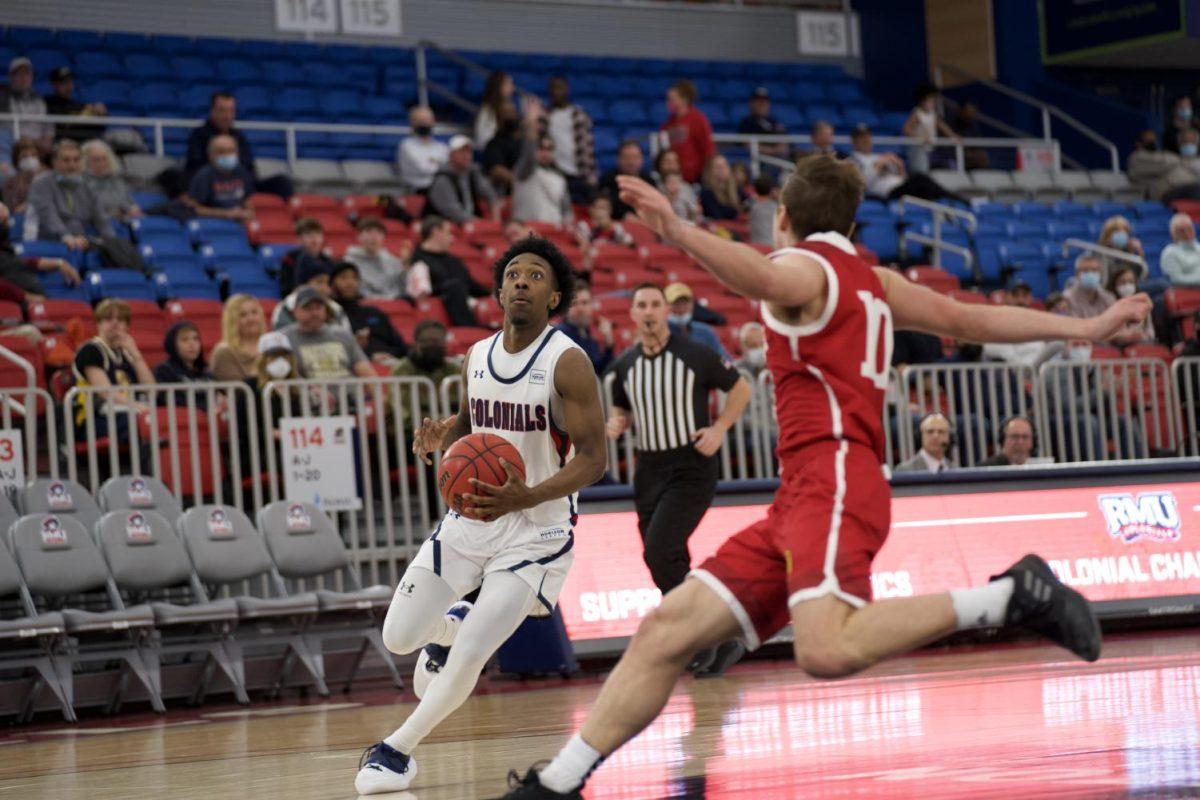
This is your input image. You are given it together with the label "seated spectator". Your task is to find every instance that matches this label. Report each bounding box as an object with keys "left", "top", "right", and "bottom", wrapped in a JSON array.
[
  {"left": 211, "top": 294, "right": 267, "bottom": 382},
  {"left": 893, "top": 413, "right": 956, "bottom": 473},
  {"left": 542, "top": 76, "right": 597, "bottom": 203},
  {"left": 949, "top": 100, "right": 988, "bottom": 169},
  {"left": 503, "top": 218, "right": 534, "bottom": 244},
  {"left": 27, "top": 139, "right": 114, "bottom": 247},
  {"left": 344, "top": 217, "right": 411, "bottom": 299},
  {"left": 2, "top": 58, "right": 52, "bottom": 152},
  {"left": 513, "top": 98, "right": 571, "bottom": 226},
  {"left": 425, "top": 135, "right": 499, "bottom": 223},
  {"left": 71, "top": 298, "right": 155, "bottom": 437},
  {"left": 0, "top": 200, "right": 80, "bottom": 297},
  {"left": 391, "top": 319, "right": 460, "bottom": 428},
  {"left": 700, "top": 155, "right": 746, "bottom": 221},
  {"left": 1181, "top": 310, "right": 1200, "bottom": 357},
  {"left": 3, "top": 138, "right": 45, "bottom": 213},
  {"left": 45, "top": 67, "right": 106, "bottom": 143},
  {"left": 575, "top": 195, "right": 633, "bottom": 249},
  {"left": 1045, "top": 291, "right": 1069, "bottom": 315},
  {"left": 481, "top": 100, "right": 522, "bottom": 195},
  {"left": 661, "top": 172, "right": 701, "bottom": 224},
  {"left": 273, "top": 259, "right": 351, "bottom": 331},
  {"left": 1064, "top": 254, "right": 1115, "bottom": 320},
  {"left": 891, "top": 329, "right": 944, "bottom": 368},
  {"left": 977, "top": 415, "right": 1036, "bottom": 467},
  {"left": 407, "top": 216, "right": 488, "bottom": 327},
  {"left": 660, "top": 79, "right": 715, "bottom": 184},
  {"left": 474, "top": 71, "right": 514, "bottom": 151},
  {"left": 555, "top": 279, "right": 614, "bottom": 374},
  {"left": 665, "top": 281, "right": 729, "bottom": 359},
  {"left": 183, "top": 92, "right": 291, "bottom": 199},
  {"left": 736, "top": 87, "right": 787, "bottom": 159},
  {"left": 731, "top": 161, "right": 751, "bottom": 191},
  {"left": 255, "top": 330, "right": 298, "bottom": 388},
  {"left": 1180, "top": 128, "right": 1200, "bottom": 175},
  {"left": 397, "top": 105, "right": 448, "bottom": 193},
  {"left": 279, "top": 217, "right": 335, "bottom": 298},
  {"left": 280, "top": 286, "right": 376, "bottom": 380},
  {"left": 330, "top": 261, "right": 408, "bottom": 364},
  {"left": 153, "top": 321, "right": 217, "bottom": 409},
  {"left": 1127, "top": 129, "right": 1200, "bottom": 202},
  {"left": 81, "top": 139, "right": 139, "bottom": 221},
  {"left": 748, "top": 175, "right": 779, "bottom": 247},
  {"left": 849, "top": 125, "right": 964, "bottom": 203},
  {"left": 184, "top": 134, "right": 255, "bottom": 221},
  {"left": 803, "top": 120, "right": 844, "bottom": 159},
  {"left": 1098, "top": 215, "right": 1145, "bottom": 278},
  {"left": 903, "top": 84, "right": 959, "bottom": 173},
  {"left": 982, "top": 280, "right": 1059, "bottom": 366},
  {"left": 1163, "top": 95, "right": 1198, "bottom": 154},
  {"left": 598, "top": 140, "right": 653, "bottom": 220},
  {"left": 732, "top": 322, "right": 766, "bottom": 376},
  {"left": 1161, "top": 212, "right": 1200, "bottom": 286},
  {"left": 1107, "top": 265, "right": 1155, "bottom": 341}
]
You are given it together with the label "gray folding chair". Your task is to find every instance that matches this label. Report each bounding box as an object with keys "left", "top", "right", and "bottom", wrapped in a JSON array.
[
  {"left": 292, "top": 158, "right": 353, "bottom": 194},
  {"left": 0, "top": 492, "right": 17, "bottom": 539},
  {"left": 177, "top": 505, "right": 327, "bottom": 697},
  {"left": 257, "top": 500, "right": 401, "bottom": 692},
  {"left": 96, "top": 510, "right": 248, "bottom": 705},
  {"left": 97, "top": 475, "right": 183, "bottom": 522},
  {"left": 341, "top": 159, "right": 406, "bottom": 194},
  {"left": 0, "top": 537, "right": 72, "bottom": 722},
  {"left": 19, "top": 478, "right": 103, "bottom": 535},
  {"left": 1091, "top": 169, "right": 1145, "bottom": 202},
  {"left": 123, "top": 153, "right": 178, "bottom": 190},
  {"left": 9, "top": 514, "right": 162, "bottom": 715}
]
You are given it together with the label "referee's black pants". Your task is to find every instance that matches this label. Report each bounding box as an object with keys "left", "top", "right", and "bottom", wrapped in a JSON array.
[{"left": 633, "top": 447, "right": 720, "bottom": 594}]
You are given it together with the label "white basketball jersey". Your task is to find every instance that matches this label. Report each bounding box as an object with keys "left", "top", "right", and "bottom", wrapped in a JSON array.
[{"left": 465, "top": 325, "right": 582, "bottom": 528}]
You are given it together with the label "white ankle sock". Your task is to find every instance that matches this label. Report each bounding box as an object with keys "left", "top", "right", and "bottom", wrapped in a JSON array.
[
  {"left": 950, "top": 577, "right": 1014, "bottom": 630},
  {"left": 538, "top": 734, "right": 603, "bottom": 793}
]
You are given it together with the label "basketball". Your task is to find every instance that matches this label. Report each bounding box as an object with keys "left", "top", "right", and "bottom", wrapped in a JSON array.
[{"left": 437, "top": 433, "right": 526, "bottom": 518}]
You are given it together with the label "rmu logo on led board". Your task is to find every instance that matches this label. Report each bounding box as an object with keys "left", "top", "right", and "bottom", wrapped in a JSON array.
[{"left": 1097, "top": 491, "right": 1181, "bottom": 544}]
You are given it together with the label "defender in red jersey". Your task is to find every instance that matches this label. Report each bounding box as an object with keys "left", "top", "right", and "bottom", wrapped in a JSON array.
[{"left": 493, "top": 156, "right": 1153, "bottom": 800}]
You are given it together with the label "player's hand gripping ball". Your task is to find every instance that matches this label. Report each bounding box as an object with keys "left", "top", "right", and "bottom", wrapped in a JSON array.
[{"left": 438, "top": 433, "right": 526, "bottom": 520}]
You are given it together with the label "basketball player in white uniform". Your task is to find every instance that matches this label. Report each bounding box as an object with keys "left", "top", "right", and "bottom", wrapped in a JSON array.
[{"left": 355, "top": 237, "right": 608, "bottom": 794}]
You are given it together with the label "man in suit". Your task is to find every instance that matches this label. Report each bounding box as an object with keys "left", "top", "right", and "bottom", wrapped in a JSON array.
[{"left": 894, "top": 412, "right": 956, "bottom": 473}]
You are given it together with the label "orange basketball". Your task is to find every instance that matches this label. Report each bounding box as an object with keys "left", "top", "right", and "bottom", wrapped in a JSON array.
[{"left": 437, "top": 433, "right": 526, "bottom": 518}]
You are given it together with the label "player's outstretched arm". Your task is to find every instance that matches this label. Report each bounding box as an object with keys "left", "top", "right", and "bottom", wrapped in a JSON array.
[
  {"left": 412, "top": 345, "right": 473, "bottom": 465},
  {"left": 875, "top": 267, "right": 1154, "bottom": 344},
  {"left": 465, "top": 349, "right": 608, "bottom": 520},
  {"left": 616, "top": 175, "right": 826, "bottom": 307}
]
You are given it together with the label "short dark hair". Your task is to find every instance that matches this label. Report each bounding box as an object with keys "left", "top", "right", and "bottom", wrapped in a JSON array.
[
  {"left": 355, "top": 217, "right": 385, "bottom": 233},
  {"left": 810, "top": 119, "right": 832, "bottom": 135},
  {"left": 491, "top": 236, "right": 575, "bottom": 316},
  {"left": 753, "top": 175, "right": 775, "bottom": 197},
  {"left": 413, "top": 319, "right": 447, "bottom": 339},
  {"left": 631, "top": 282, "right": 664, "bottom": 298},
  {"left": 913, "top": 82, "right": 938, "bottom": 104},
  {"left": 210, "top": 91, "right": 235, "bottom": 108},
  {"left": 421, "top": 215, "right": 448, "bottom": 242},
  {"left": 573, "top": 277, "right": 592, "bottom": 295},
  {"left": 851, "top": 124, "right": 871, "bottom": 139},
  {"left": 671, "top": 79, "right": 697, "bottom": 104},
  {"left": 780, "top": 155, "right": 862, "bottom": 239},
  {"left": 295, "top": 217, "right": 323, "bottom": 236},
  {"left": 617, "top": 139, "right": 641, "bottom": 155}
]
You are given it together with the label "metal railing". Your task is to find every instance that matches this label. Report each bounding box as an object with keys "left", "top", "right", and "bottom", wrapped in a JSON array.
[
  {"left": 935, "top": 62, "right": 1120, "bottom": 173},
  {"left": 705, "top": 132, "right": 1062, "bottom": 178},
  {"left": 1172, "top": 356, "right": 1200, "bottom": 458},
  {"left": 1061, "top": 238, "right": 1149, "bottom": 280},
  {"left": 0, "top": 387, "right": 57, "bottom": 482},
  {"left": 896, "top": 195, "right": 977, "bottom": 275}
]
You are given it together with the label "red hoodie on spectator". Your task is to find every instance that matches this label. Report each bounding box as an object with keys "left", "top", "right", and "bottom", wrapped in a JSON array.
[{"left": 661, "top": 107, "right": 715, "bottom": 183}]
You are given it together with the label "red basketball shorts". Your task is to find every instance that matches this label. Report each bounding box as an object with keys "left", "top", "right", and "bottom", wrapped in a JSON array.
[{"left": 691, "top": 440, "right": 891, "bottom": 649}]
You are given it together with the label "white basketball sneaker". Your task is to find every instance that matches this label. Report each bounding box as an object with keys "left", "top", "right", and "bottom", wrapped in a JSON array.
[
  {"left": 412, "top": 600, "right": 473, "bottom": 700},
  {"left": 355, "top": 742, "right": 417, "bottom": 794}
]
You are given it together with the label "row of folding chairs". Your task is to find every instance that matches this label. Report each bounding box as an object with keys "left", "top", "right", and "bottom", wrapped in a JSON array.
[{"left": 0, "top": 476, "right": 400, "bottom": 721}]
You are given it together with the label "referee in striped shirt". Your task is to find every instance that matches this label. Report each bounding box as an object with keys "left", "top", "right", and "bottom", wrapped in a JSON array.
[{"left": 607, "top": 283, "right": 751, "bottom": 671}]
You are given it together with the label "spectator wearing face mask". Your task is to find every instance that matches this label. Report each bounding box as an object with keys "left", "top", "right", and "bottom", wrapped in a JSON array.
[
  {"left": 1127, "top": 129, "right": 1200, "bottom": 202},
  {"left": 1164, "top": 95, "right": 1199, "bottom": 154},
  {"left": 1179, "top": 128, "right": 1200, "bottom": 173},
  {"left": 1097, "top": 215, "right": 1146, "bottom": 279},
  {"left": 397, "top": 106, "right": 448, "bottom": 193},
  {"left": 27, "top": 138, "right": 115, "bottom": 247},
  {"left": 390, "top": 319, "right": 460, "bottom": 429},
  {"left": 732, "top": 322, "right": 766, "bottom": 377},
  {"left": 3, "top": 138, "right": 44, "bottom": 213},
  {"left": 664, "top": 282, "right": 729, "bottom": 360},
  {"left": 1064, "top": 254, "right": 1115, "bottom": 320},
  {"left": 1107, "top": 266, "right": 1155, "bottom": 341},
  {"left": 1161, "top": 212, "right": 1200, "bottom": 286}
]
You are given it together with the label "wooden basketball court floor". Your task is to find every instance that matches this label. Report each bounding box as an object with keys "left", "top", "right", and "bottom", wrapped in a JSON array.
[{"left": 1, "top": 630, "right": 1198, "bottom": 800}]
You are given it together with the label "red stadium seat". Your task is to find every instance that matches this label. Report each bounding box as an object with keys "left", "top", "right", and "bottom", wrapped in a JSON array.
[
  {"left": 414, "top": 297, "right": 450, "bottom": 327},
  {"left": 1170, "top": 199, "right": 1200, "bottom": 222},
  {"left": 591, "top": 244, "right": 641, "bottom": 273},
  {"left": 247, "top": 217, "right": 296, "bottom": 246},
  {"left": 402, "top": 194, "right": 426, "bottom": 218},
  {"left": 28, "top": 299, "right": 93, "bottom": 332},
  {"left": 0, "top": 334, "right": 47, "bottom": 391},
  {"left": 446, "top": 326, "right": 493, "bottom": 356},
  {"left": 622, "top": 219, "right": 657, "bottom": 246},
  {"left": 289, "top": 193, "right": 341, "bottom": 217},
  {"left": 324, "top": 234, "right": 357, "bottom": 259},
  {"left": 1124, "top": 343, "right": 1174, "bottom": 363},
  {"left": 309, "top": 211, "right": 355, "bottom": 236},
  {"left": 259, "top": 298, "right": 279, "bottom": 321},
  {"left": 905, "top": 266, "right": 960, "bottom": 294},
  {"left": 1089, "top": 344, "right": 1122, "bottom": 360},
  {"left": 125, "top": 300, "right": 165, "bottom": 325},
  {"left": 249, "top": 193, "right": 287, "bottom": 211},
  {"left": 472, "top": 296, "right": 504, "bottom": 328},
  {"left": 342, "top": 194, "right": 385, "bottom": 219},
  {"left": 1165, "top": 287, "right": 1200, "bottom": 317},
  {"left": 165, "top": 299, "right": 224, "bottom": 349},
  {"left": 0, "top": 301, "right": 23, "bottom": 326}
]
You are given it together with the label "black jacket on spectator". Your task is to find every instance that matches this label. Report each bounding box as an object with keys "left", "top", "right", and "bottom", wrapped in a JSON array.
[
  {"left": 338, "top": 296, "right": 409, "bottom": 360},
  {"left": 45, "top": 93, "right": 104, "bottom": 142},
  {"left": 699, "top": 187, "right": 743, "bottom": 221},
  {"left": 152, "top": 322, "right": 215, "bottom": 409},
  {"left": 279, "top": 249, "right": 336, "bottom": 298},
  {"left": 892, "top": 330, "right": 943, "bottom": 366},
  {"left": 482, "top": 131, "right": 523, "bottom": 179},
  {"left": 411, "top": 247, "right": 490, "bottom": 327},
  {"left": 598, "top": 168, "right": 653, "bottom": 221}
]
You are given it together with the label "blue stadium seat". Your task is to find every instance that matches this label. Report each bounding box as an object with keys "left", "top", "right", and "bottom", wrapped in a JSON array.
[
  {"left": 261, "top": 59, "right": 307, "bottom": 87},
  {"left": 805, "top": 105, "right": 843, "bottom": 127},
  {"left": 791, "top": 85, "right": 827, "bottom": 104},
  {"left": 140, "top": 238, "right": 194, "bottom": 263},
  {"left": 998, "top": 241, "right": 1049, "bottom": 276},
  {"left": 200, "top": 241, "right": 255, "bottom": 266},
  {"left": 1008, "top": 221, "right": 1052, "bottom": 239},
  {"left": 5, "top": 27, "right": 60, "bottom": 49},
  {"left": 1011, "top": 201, "right": 1052, "bottom": 218},
  {"left": 157, "top": 275, "right": 221, "bottom": 301},
  {"left": 1091, "top": 201, "right": 1131, "bottom": 218},
  {"left": 14, "top": 241, "right": 71, "bottom": 261},
  {"left": 186, "top": 219, "right": 246, "bottom": 245},
  {"left": 87, "top": 271, "right": 158, "bottom": 302},
  {"left": 324, "top": 90, "right": 364, "bottom": 118},
  {"left": 26, "top": 48, "right": 71, "bottom": 71},
  {"left": 1051, "top": 200, "right": 1091, "bottom": 219},
  {"left": 171, "top": 56, "right": 218, "bottom": 82},
  {"left": 773, "top": 105, "right": 805, "bottom": 129},
  {"left": 217, "top": 58, "right": 265, "bottom": 84},
  {"left": 104, "top": 32, "right": 153, "bottom": 52},
  {"left": 153, "top": 253, "right": 207, "bottom": 277},
  {"left": 75, "top": 52, "right": 125, "bottom": 79},
  {"left": 214, "top": 255, "right": 267, "bottom": 282},
  {"left": 124, "top": 54, "right": 170, "bottom": 79},
  {"left": 1045, "top": 221, "right": 1091, "bottom": 242},
  {"left": 85, "top": 79, "right": 132, "bottom": 107},
  {"left": 879, "top": 111, "right": 909, "bottom": 134},
  {"left": 973, "top": 236, "right": 1011, "bottom": 281},
  {"left": 1009, "top": 265, "right": 1054, "bottom": 299},
  {"left": 277, "top": 87, "right": 320, "bottom": 118},
  {"left": 129, "top": 83, "right": 180, "bottom": 116}
]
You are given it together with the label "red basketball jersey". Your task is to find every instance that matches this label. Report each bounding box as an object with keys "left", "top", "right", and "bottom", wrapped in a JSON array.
[{"left": 762, "top": 232, "right": 893, "bottom": 466}]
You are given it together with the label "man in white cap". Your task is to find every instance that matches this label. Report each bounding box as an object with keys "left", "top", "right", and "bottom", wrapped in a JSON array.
[
  {"left": 424, "top": 134, "right": 499, "bottom": 223},
  {"left": 2, "top": 57, "right": 53, "bottom": 151}
]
